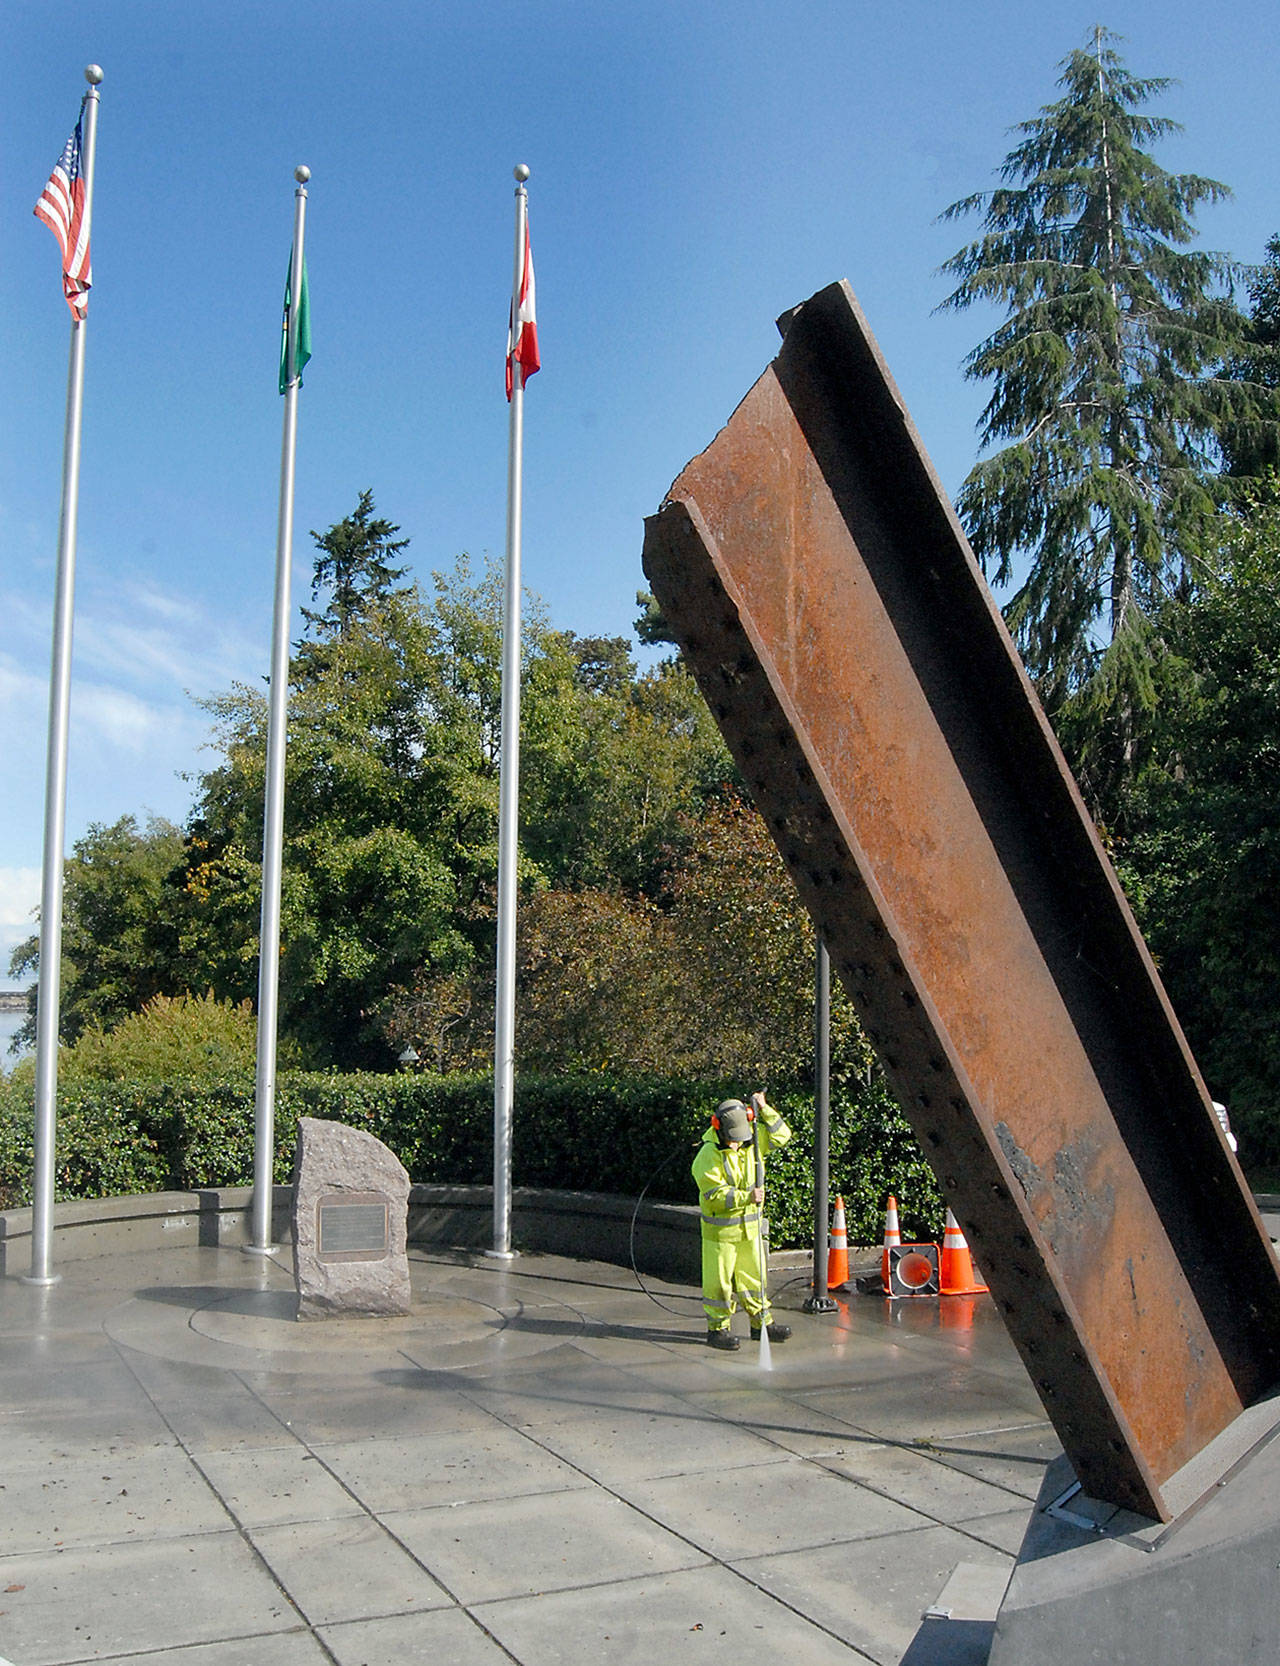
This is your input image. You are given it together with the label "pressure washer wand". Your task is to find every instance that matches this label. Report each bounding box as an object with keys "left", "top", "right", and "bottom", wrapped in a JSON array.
[{"left": 751, "top": 1093, "right": 772, "bottom": 1369}]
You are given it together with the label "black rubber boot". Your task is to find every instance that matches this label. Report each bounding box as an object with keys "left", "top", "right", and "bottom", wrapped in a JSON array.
[
  {"left": 706, "top": 1329, "right": 741, "bottom": 1351},
  {"left": 750, "top": 1322, "right": 792, "bottom": 1343}
]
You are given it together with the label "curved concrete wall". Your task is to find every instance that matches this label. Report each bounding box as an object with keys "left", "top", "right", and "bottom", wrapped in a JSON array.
[{"left": 0, "top": 1183, "right": 702, "bottom": 1282}]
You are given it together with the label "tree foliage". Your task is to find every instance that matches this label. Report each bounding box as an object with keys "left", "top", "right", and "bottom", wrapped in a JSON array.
[
  {"left": 940, "top": 28, "right": 1270, "bottom": 733},
  {"left": 13, "top": 495, "right": 738, "bottom": 1073},
  {"left": 5, "top": 993, "right": 263, "bottom": 1086},
  {"left": 1114, "top": 493, "right": 1280, "bottom": 1159},
  {"left": 8, "top": 815, "right": 185, "bottom": 1050},
  {"left": 297, "top": 487, "right": 411, "bottom": 662},
  {"left": 1224, "top": 234, "right": 1280, "bottom": 478},
  {"left": 384, "top": 797, "right": 874, "bottom": 1090}
]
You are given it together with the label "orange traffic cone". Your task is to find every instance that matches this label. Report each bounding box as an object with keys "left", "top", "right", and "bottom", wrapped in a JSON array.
[
  {"left": 940, "top": 1209, "right": 988, "bottom": 1295},
  {"left": 827, "top": 1195, "right": 850, "bottom": 1289},
  {"left": 880, "top": 1195, "right": 901, "bottom": 1294}
]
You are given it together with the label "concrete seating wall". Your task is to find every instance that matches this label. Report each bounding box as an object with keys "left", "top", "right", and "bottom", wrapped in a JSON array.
[{"left": 0, "top": 1184, "right": 702, "bottom": 1283}]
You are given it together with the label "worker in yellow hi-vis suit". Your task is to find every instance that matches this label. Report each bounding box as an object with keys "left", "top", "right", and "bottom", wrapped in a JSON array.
[{"left": 692, "top": 1091, "right": 792, "bottom": 1351}]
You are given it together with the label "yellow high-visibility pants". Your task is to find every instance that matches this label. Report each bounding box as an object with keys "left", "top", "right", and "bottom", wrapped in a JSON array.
[{"left": 701, "top": 1232, "right": 771, "bottom": 1330}]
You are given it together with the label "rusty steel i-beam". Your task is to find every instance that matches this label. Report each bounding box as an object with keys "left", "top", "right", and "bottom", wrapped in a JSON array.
[{"left": 642, "top": 281, "right": 1280, "bottom": 1521}]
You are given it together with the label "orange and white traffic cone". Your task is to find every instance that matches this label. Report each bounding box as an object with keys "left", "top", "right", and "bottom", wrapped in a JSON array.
[
  {"left": 827, "top": 1195, "right": 850, "bottom": 1290},
  {"left": 880, "top": 1195, "right": 901, "bottom": 1294},
  {"left": 939, "top": 1209, "right": 988, "bottom": 1295}
]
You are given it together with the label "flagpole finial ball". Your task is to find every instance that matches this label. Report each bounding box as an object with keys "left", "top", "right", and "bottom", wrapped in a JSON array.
[
  {"left": 513, "top": 164, "right": 531, "bottom": 183},
  {"left": 84, "top": 65, "right": 104, "bottom": 85},
  {"left": 294, "top": 165, "right": 311, "bottom": 184}
]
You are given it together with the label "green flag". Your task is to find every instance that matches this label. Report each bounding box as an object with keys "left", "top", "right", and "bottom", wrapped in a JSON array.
[{"left": 279, "top": 252, "right": 311, "bottom": 393}]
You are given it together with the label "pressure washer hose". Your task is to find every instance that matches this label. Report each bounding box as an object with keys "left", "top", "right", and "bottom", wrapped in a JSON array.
[
  {"left": 628, "top": 1119, "right": 809, "bottom": 1319},
  {"left": 627, "top": 1141, "right": 706, "bottom": 1316}
]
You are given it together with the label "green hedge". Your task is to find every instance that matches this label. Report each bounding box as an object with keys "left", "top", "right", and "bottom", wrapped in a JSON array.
[{"left": 0, "top": 1071, "right": 944, "bottom": 1247}]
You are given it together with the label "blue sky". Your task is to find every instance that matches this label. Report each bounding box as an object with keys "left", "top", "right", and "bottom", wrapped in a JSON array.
[{"left": 3, "top": 0, "right": 1277, "bottom": 983}]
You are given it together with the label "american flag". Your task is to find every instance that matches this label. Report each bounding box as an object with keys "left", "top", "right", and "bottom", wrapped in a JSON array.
[
  {"left": 506, "top": 219, "right": 539, "bottom": 400},
  {"left": 34, "top": 107, "right": 92, "bottom": 321}
]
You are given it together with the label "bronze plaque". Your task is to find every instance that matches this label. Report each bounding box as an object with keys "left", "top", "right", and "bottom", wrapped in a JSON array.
[{"left": 317, "top": 1192, "right": 389, "bottom": 1263}]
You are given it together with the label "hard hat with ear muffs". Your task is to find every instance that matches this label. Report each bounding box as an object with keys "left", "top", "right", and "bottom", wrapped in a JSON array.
[{"left": 712, "top": 1098, "right": 752, "bottom": 1145}]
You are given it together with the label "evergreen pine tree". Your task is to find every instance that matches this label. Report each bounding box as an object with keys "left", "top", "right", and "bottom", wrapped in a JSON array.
[
  {"left": 939, "top": 28, "right": 1271, "bottom": 740},
  {"left": 299, "top": 488, "right": 411, "bottom": 647},
  {"left": 1224, "top": 233, "right": 1280, "bottom": 478}
]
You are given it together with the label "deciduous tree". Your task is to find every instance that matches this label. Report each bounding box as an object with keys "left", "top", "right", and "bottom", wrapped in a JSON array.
[{"left": 8, "top": 816, "right": 185, "bottom": 1049}]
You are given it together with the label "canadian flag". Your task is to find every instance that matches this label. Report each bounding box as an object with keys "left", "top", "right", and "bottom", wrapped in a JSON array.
[{"left": 506, "top": 220, "right": 540, "bottom": 400}]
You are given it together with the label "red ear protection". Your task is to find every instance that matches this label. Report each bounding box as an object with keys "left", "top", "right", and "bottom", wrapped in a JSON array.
[{"left": 711, "top": 1105, "right": 755, "bottom": 1133}]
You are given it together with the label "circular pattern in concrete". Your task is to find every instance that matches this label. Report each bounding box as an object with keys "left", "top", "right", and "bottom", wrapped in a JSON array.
[{"left": 104, "top": 1269, "right": 586, "bottom": 1375}]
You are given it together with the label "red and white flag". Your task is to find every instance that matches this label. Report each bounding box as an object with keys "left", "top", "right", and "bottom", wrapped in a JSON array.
[
  {"left": 34, "top": 106, "right": 92, "bottom": 321},
  {"left": 506, "top": 220, "right": 539, "bottom": 400}
]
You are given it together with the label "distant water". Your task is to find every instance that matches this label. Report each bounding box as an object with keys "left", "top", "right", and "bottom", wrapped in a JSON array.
[{"left": 0, "top": 1006, "right": 31, "bottom": 1071}]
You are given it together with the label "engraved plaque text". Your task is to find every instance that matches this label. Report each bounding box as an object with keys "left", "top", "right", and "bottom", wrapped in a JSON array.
[{"left": 317, "top": 1193, "right": 390, "bottom": 1263}]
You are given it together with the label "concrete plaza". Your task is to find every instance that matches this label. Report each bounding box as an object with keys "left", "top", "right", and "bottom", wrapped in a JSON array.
[{"left": 0, "top": 1239, "right": 1061, "bottom": 1666}]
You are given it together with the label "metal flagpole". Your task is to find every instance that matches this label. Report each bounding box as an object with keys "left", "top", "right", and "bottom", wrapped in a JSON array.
[
  {"left": 249, "top": 165, "right": 310, "bottom": 1255},
  {"left": 491, "top": 164, "right": 532, "bottom": 1260},
  {"left": 804, "top": 938, "right": 837, "bottom": 1313},
  {"left": 27, "top": 65, "right": 104, "bottom": 1287}
]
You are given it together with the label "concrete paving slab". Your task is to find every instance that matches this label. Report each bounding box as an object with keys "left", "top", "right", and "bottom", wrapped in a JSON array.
[
  {"left": 193, "top": 1445, "right": 367, "bottom": 1528},
  {"left": 0, "top": 1313, "right": 123, "bottom": 1358},
  {"left": 818, "top": 1438, "right": 1034, "bottom": 1525},
  {"left": 0, "top": 1531, "right": 298, "bottom": 1665},
  {"left": 517, "top": 1283, "right": 699, "bottom": 1329},
  {"left": 246, "top": 1517, "right": 453, "bottom": 1626},
  {"left": 251, "top": 1373, "right": 503, "bottom": 1444},
  {"left": 731, "top": 1525, "right": 1012, "bottom": 1666},
  {"left": 319, "top": 1607, "right": 516, "bottom": 1666},
  {"left": 0, "top": 1356, "right": 157, "bottom": 1411},
  {"left": 618, "top": 1458, "right": 932, "bottom": 1561},
  {"left": 688, "top": 1347, "right": 925, "bottom": 1398},
  {"left": 790, "top": 1342, "right": 938, "bottom": 1393},
  {"left": 476, "top": 1562, "right": 871, "bottom": 1664},
  {"left": 121, "top": 1377, "right": 298, "bottom": 1455},
  {"left": 924, "top": 1560, "right": 1011, "bottom": 1621},
  {"left": 554, "top": 1326, "right": 701, "bottom": 1369},
  {"left": 529, "top": 1400, "right": 788, "bottom": 1484},
  {"left": 811, "top": 1375, "right": 1047, "bottom": 1444},
  {"left": 0, "top": 1446, "right": 231, "bottom": 1552},
  {"left": 112, "top": 1345, "right": 265, "bottom": 1398},
  {"left": 386, "top": 1488, "right": 709, "bottom": 1603},
  {"left": 394, "top": 1318, "right": 587, "bottom": 1374},
  {"left": 311, "top": 1424, "right": 593, "bottom": 1512},
  {"left": 459, "top": 1352, "right": 686, "bottom": 1427},
  {"left": 683, "top": 1385, "right": 906, "bottom": 1458},
  {"left": 98, "top": 1632, "right": 331, "bottom": 1666},
  {"left": 607, "top": 1347, "right": 782, "bottom": 1397},
  {"left": 919, "top": 1424, "right": 1062, "bottom": 1502},
  {"left": 0, "top": 1401, "right": 179, "bottom": 1461},
  {"left": 0, "top": 1237, "right": 1058, "bottom": 1665},
  {"left": 942, "top": 1506, "right": 1036, "bottom": 1557}
]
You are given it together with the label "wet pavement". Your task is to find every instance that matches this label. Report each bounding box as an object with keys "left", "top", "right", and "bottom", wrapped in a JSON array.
[{"left": 0, "top": 1243, "right": 1058, "bottom": 1666}]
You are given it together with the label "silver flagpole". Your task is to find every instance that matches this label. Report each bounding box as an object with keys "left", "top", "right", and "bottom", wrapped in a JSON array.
[
  {"left": 27, "top": 65, "right": 104, "bottom": 1286},
  {"left": 490, "top": 164, "right": 531, "bottom": 1260},
  {"left": 249, "top": 165, "right": 310, "bottom": 1255}
]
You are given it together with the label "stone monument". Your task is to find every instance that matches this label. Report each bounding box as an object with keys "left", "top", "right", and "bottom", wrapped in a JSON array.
[{"left": 291, "top": 1117, "right": 412, "bottom": 1319}]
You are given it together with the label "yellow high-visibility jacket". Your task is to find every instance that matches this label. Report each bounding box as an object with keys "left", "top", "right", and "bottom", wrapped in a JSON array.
[{"left": 691, "top": 1109, "right": 791, "bottom": 1242}]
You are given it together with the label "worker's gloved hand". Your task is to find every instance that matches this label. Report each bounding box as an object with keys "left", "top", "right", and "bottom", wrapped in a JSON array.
[
  {"left": 751, "top": 1186, "right": 764, "bottom": 1205},
  {"left": 752, "top": 1091, "right": 780, "bottom": 1127}
]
